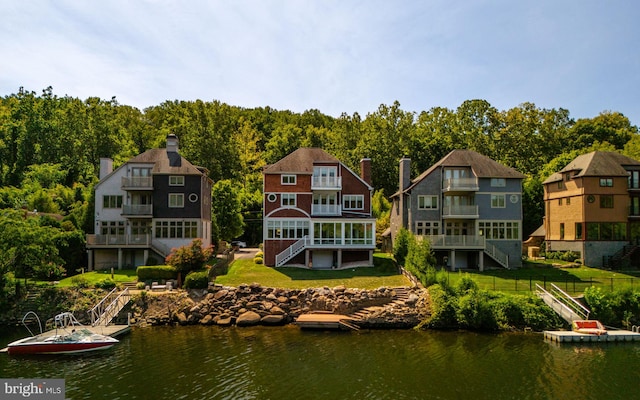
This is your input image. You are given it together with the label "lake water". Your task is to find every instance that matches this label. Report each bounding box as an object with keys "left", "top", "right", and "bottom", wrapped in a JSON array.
[{"left": 1, "top": 325, "right": 639, "bottom": 399}]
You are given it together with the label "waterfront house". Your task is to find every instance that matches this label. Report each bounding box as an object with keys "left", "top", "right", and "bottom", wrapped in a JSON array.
[
  {"left": 542, "top": 151, "right": 640, "bottom": 268},
  {"left": 86, "top": 134, "right": 213, "bottom": 270},
  {"left": 389, "top": 150, "right": 525, "bottom": 270},
  {"left": 262, "top": 148, "right": 376, "bottom": 268}
]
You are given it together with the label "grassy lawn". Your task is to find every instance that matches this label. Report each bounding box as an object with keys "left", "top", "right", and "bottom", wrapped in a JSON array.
[
  {"left": 444, "top": 260, "right": 640, "bottom": 295},
  {"left": 214, "top": 253, "right": 411, "bottom": 289},
  {"left": 55, "top": 269, "right": 138, "bottom": 287}
]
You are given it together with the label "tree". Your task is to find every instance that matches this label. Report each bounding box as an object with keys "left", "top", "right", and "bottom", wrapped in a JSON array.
[{"left": 211, "top": 179, "right": 244, "bottom": 242}]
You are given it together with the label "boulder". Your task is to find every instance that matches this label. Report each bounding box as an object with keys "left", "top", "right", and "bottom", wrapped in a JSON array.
[
  {"left": 261, "top": 314, "right": 285, "bottom": 325},
  {"left": 236, "top": 311, "right": 261, "bottom": 327}
]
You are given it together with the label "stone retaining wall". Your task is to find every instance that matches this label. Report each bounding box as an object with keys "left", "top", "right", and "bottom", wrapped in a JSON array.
[{"left": 132, "top": 283, "right": 429, "bottom": 329}]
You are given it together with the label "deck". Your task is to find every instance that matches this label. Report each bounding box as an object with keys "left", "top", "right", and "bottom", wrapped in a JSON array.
[
  {"left": 544, "top": 329, "right": 640, "bottom": 343},
  {"left": 295, "top": 313, "right": 359, "bottom": 330},
  {"left": 1, "top": 325, "right": 131, "bottom": 353}
]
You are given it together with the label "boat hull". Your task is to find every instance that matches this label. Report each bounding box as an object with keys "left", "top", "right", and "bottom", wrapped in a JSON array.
[{"left": 7, "top": 336, "right": 118, "bottom": 355}]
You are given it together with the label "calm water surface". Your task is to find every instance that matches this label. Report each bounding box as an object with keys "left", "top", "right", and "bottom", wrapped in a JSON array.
[{"left": 1, "top": 325, "right": 639, "bottom": 399}]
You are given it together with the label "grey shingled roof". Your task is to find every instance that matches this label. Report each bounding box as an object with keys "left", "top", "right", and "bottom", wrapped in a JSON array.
[
  {"left": 542, "top": 151, "right": 640, "bottom": 184},
  {"left": 128, "top": 148, "right": 204, "bottom": 175},
  {"left": 263, "top": 148, "right": 340, "bottom": 174},
  {"left": 393, "top": 149, "right": 525, "bottom": 196}
]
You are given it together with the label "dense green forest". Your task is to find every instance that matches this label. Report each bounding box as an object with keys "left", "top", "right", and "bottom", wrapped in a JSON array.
[{"left": 1, "top": 86, "right": 639, "bottom": 278}]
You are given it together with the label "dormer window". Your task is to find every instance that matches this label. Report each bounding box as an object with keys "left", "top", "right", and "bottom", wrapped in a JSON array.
[
  {"left": 281, "top": 175, "right": 296, "bottom": 185},
  {"left": 169, "top": 176, "right": 184, "bottom": 186}
]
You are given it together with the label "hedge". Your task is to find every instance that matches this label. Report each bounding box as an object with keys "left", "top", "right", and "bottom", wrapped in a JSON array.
[
  {"left": 136, "top": 265, "right": 178, "bottom": 281},
  {"left": 183, "top": 270, "right": 209, "bottom": 289}
]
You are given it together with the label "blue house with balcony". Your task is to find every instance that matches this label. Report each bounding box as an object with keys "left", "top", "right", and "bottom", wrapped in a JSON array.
[{"left": 389, "top": 150, "right": 525, "bottom": 270}]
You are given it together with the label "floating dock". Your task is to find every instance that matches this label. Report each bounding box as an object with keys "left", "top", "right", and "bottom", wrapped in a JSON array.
[
  {"left": 544, "top": 329, "right": 640, "bottom": 343},
  {"left": 1, "top": 325, "right": 131, "bottom": 353}
]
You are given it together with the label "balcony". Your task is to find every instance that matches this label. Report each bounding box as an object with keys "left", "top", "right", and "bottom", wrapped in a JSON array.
[
  {"left": 442, "top": 178, "right": 479, "bottom": 192},
  {"left": 312, "top": 204, "right": 342, "bottom": 216},
  {"left": 86, "top": 234, "right": 150, "bottom": 247},
  {"left": 122, "top": 204, "right": 153, "bottom": 217},
  {"left": 121, "top": 176, "right": 153, "bottom": 190},
  {"left": 420, "top": 235, "right": 485, "bottom": 249},
  {"left": 442, "top": 205, "right": 479, "bottom": 219},
  {"left": 312, "top": 176, "right": 342, "bottom": 190}
]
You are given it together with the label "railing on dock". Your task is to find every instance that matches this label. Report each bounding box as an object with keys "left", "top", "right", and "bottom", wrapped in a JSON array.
[
  {"left": 90, "top": 287, "right": 131, "bottom": 326},
  {"left": 536, "top": 283, "right": 590, "bottom": 323}
]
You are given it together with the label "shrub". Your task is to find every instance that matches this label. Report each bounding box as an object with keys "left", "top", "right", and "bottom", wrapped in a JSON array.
[
  {"left": 165, "top": 239, "right": 214, "bottom": 274},
  {"left": 71, "top": 275, "right": 89, "bottom": 288},
  {"left": 183, "top": 271, "right": 209, "bottom": 289},
  {"left": 255, "top": 251, "right": 264, "bottom": 258},
  {"left": 254, "top": 257, "right": 264, "bottom": 265},
  {"left": 95, "top": 278, "right": 117, "bottom": 290},
  {"left": 136, "top": 282, "right": 146, "bottom": 289},
  {"left": 136, "top": 265, "right": 178, "bottom": 281}
]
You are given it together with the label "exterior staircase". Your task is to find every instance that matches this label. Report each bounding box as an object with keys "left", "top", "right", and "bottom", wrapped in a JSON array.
[
  {"left": 275, "top": 236, "right": 310, "bottom": 267},
  {"left": 484, "top": 244, "right": 509, "bottom": 269},
  {"left": 603, "top": 244, "right": 640, "bottom": 269},
  {"left": 90, "top": 287, "right": 131, "bottom": 326},
  {"left": 347, "top": 288, "right": 411, "bottom": 328}
]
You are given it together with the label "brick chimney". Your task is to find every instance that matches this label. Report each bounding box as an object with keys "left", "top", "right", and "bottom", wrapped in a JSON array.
[
  {"left": 399, "top": 157, "right": 411, "bottom": 191},
  {"left": 360, "top": 158, "right": 372, "bottom": 185}
]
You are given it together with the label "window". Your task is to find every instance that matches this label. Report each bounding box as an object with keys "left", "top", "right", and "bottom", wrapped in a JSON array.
[
  {"left": 631, "top": 197, "right": 640, "bottom": 216},
  {"left": 599, "top": 178, "right": 613, "bottom": 187},
  {"left": 103, "top": 195, "right": 123, "bottom": 209},
  {"left": 344, "top": 222, "right": 374, "bottom": 245},
  {"left": 566, "top": 197, "right": 571, "bottom": 205},
  {"left": 600, "top": 195, "right": 614, "bottom": 208},
  {"left": 266, "top": 220, "right": 309, "bottom": 239},
  {"left": 100, "top": 221, "right": 124, "bottom": 236},
  {"left": 558, "top": 198, "right": 563, "bottom": 206},
  {"left": 418, "top": 195, "right": 438, "bottom": 210},
  {"left": 490, "top": 178, "right": 506, "bottom": 187},
  {"left": 629, "top": 171, "right": 640, "bottom": 189},
  {"left": 560, "top": 223, "right": 565, "bottom": 240},
  {"left": 281, "top": 193, "right": 296, "bottom": 207},
  {"left": 281, "top": 175, "right": 296, "bottom": 185},
  {"left": 575, "top": 222, "right": 582, "bottom": 240},
  {"left": 586, "top": 222, "right": 627, "bottom": 240},
  {"left": 343, "top": 195, "right": 364, "bottom": 210},
  {"left": 478, "top": 221, "right": 519, "bottom": 240},
  {"left": 491, "top": 194, "right": 506, "bottom": 208},
  {"left": 557, "top": 181, "right": 563, "bottom": 189},
  {"left": 169, "top": 193, "right": 184, "bottom": 208},
  {"left": 169, "top": 176, "right": 184, "bottom": 186},
  {"left": 415, "top": 221, "right": 439, "bottom": 235},
  {"left": 154, "top": 220, "right": 199, "bottom": 238}
]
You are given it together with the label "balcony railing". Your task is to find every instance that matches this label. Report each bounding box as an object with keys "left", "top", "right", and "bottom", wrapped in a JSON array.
[
  {"left": 122, "top": 204, "right": 153, "bottom": 216},
  {"left": 420, "top": 235, "right": 485, "bottom": 249},
  {"left": 121, "top": 176, "right": 153, "bottom": 189},
  {"left": 442, "top": 178, "right": 479, "bottom": 192},
  {"left": 442, "top": 205, "right": 479, "bottom": 218},
  {"left": 312, "top": 176, "right": 342, "bottom": 190},
  {"left": 310, "top": 237, "right": 375, "bottom": 247},
  {"left": 312, "top": 204, "right": 341, "bottom": 216},
  {"left": 86, "top": 234, "right": 151, "bottom": 246}
]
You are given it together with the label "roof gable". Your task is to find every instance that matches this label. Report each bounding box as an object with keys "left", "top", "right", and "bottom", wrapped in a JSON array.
[
  {"left": 543, "top": 151, "right": 640, "bottom": 184},
  {"left": 263, "top": 148, "right": 339, "bottom": 174}
]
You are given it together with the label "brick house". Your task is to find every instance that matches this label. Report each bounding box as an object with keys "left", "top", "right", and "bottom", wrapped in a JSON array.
[
  {"left": 543, "top": 151, "right": 640, "bottom": 268},
  {"left": 262, "top": 148, "right": 376, "bottom": 268},
  {"left": 390, "top": 150, "right": 525, "bottom": 270},
  {"left": 86, "top": 134, "right": 213, "bottom": 270}
]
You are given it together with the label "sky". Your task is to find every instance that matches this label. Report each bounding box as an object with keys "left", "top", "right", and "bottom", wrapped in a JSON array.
[{"left": 1, "top": 0, "right": 639, "bottom": 125}]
